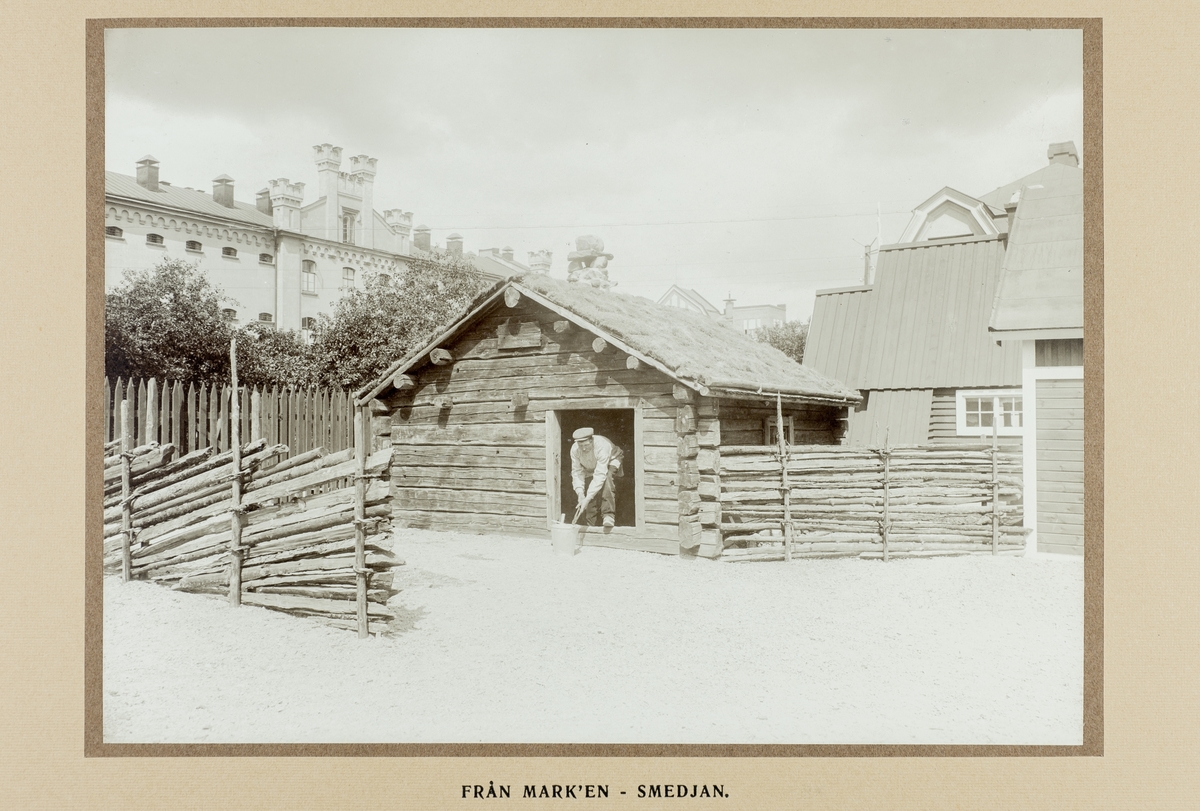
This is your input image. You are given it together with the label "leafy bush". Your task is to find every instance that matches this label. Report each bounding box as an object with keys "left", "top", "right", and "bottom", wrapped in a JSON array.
[{"left": 755, "top": 319, "right": 809, "bottom": 365}]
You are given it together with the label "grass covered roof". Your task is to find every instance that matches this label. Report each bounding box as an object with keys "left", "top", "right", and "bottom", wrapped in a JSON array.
[{"left": 519, "top": 275, "right": 859, "bottom": 403}]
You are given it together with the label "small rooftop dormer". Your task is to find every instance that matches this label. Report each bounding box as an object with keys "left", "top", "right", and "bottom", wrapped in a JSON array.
[{"left": 897, "top": 187, "right": 1001, "bottom": 244}]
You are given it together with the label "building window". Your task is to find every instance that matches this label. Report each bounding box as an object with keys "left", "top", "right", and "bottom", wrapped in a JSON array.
[
  {"left": 764, "top": 415, "right": 795, "bottom": 446},
  {"left": 222, "top": 247, "right": 238, "bottom": 258},
  {"left": 341, "top": 211, "right": 357, "bottom": 245},
  {"left": 1035, "top": 338, "right": 1084, "bottom": 367},
  {"left": 221, "top": 308, "right": 237, "bottom": 322},
  {"left": 259, "top": 253, "right": 274, "bottom": 264},
  {"left": 301, "top": 317, "right": 316, "bottom": 330},
  {"left": 258, "top": 312, "right": 274, "bottom": 324},
  {"left": 378, "top": 273, "right": 391, "bottom": 284},
  {"left": 185, "top": 240, "right": 203, "bottom": 252},
  {"left": 146, "top": 233, "right": 164, "bottom": 246},
  {"left": 302, "top": 260, "right": 317, "bottom": 295},
  {"left": 105, "top": 226, "right": 123, "bottom": 238},
  {"left": 956, "top": 389, "right": 1023, "bottom": 436},
  {"left": 342, "top": 267, "right": 356, "bottom": 288}
]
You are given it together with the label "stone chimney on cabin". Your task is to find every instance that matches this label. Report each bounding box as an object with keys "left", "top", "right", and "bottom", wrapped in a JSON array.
[
  {"left": 136, "top": 155, "right": 160, "bottom": 192},
  {"left": 212, "top": 175, "right": 236, "bottom": 208},
  {"left": 1047, "top": 141, "right": 1079, "bottom": 167},
  {"left": 267, "top": 178, "right": 305, "bottom": 230},
  {"left": 256, "top": 188, "right": 273, "bottom": 215},
  {"left": 527, "top": 249, "right": 552, "bottom": 275},
  {"left": 447, "top": 233, "right": 464, "bottom": 256},
  {"left": 414, "top": 225, "right": 431, "bottom": 252}
]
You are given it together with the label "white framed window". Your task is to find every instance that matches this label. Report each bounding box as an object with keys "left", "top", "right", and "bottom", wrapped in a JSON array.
[
  {"left": 105, "top": 226, "right": 123, "bottom": 238},
  {"left": 300, "top": 316, "right": 316, "bottom": 344},
  {"left": 221, "top": 308, "right": 237, "bottom": 322},
  {"left": 302, "top": 260, "right": 317, "bottom": 295},
  {"left": 146, "top": 233, "right": 164, "bottom": 246},
  {"left": 956, "top": 389, "right": 1023, "bottom": 436},
  {"left": 185, "top": 240, "right": 203, "bottom": 252},
  {"left": 259, "top": 253, "right": 274, "bottom": 264},
  {"left": 341, "top": 211, "right": 357, "bottom": 244},
  {"left": 342, "top": 266, "right": 356, "bottom": 288},
  {"left": 258, "top": 312, "right": 274, "bottom": 324},
  {"left": 763, "top": 415, "right": 794, "bottom": 446},
  {"left": 222, "top": 246, "right": 238, "bottom": 258}
]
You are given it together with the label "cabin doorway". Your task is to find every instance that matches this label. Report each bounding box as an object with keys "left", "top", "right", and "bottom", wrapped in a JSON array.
[{"left": 557, "top": 409, "right": 637, "bottom": 527}]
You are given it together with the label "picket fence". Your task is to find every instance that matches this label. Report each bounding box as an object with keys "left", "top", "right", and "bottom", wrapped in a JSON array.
[{"left": 103, "top": 377, "right": 355, "bottom": 460}]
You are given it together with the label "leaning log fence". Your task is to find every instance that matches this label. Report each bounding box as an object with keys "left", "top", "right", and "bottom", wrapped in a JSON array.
[
  {"left": 102, "top": 417, "right": 400, "bottom": 634},
  {"left": 102, "top": 377, "right": 355, "bottom": 460},
  {"left": 719, "top": 437, "right": 1026, "bottom": 562}
]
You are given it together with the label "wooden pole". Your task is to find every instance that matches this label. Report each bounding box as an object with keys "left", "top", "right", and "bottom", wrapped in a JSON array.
[
  {"left": 120, "top": 401, "right": 133, "bottom": 581},
  {"left": 354, "top": 407, "right": 369, "bottom": 638},
  {"left": 990, "top": 421, "right": 999, "bottom": 556},
  {"left": 776, "top": 393, "right": 793, "bottom": 562},
  {"left": 881, "top": 429, "right": 891, "bottom": 563},
  {"left": 228, "top": 338, "right": 244, "bottom": 606}
]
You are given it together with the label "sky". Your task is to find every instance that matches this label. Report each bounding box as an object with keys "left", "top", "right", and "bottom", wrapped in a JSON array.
[{"left": 105, "top": 26, "right": 1083, "bottom": 322}]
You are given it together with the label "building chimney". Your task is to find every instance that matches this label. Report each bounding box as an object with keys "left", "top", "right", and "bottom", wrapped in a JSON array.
[
  {"left": 136, "top": 155, "right": 160, "bottom": 192},
  {"left": 267, "top": 178, "right": 305, "bottom": 230},
  {"left": 414, "top": 225, "right": 431, "bottom": 252},
  {"left": 313, "top": 143, "right": 343, "bottom": 241},
  {"left": 527, "top": 249, "right": 552, "bottom": 275},
  {"left": 447, "top": 233, "right": 464, "bottom": 256},
  {"left": 213, "top": 175, "right": 235, "bottom": 208},
  {"left": 1047, "top": 141, "right": 1079, "bottom": 167},
  {"left": 501, "top": 246, "right": 514, "bottom": 262},
  {"left": 256, "top": 188, "right": 273, "bottom": 215}
]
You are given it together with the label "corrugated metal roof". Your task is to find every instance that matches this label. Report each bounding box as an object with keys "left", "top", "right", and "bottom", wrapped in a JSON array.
[
  {"left": 989, "top": 164, "right": 1084, "bottom": 333},
  {"left": 805, "top": 237, "right": 1021, "bottom": 390},
  {"left": 105, "top": 171, "right": 275, "bottom": 229},
  {"left": 844, "top": 389, "right": 933, "bottom": 447}
]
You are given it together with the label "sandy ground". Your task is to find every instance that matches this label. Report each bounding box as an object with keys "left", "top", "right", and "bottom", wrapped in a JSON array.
[{"left": 104, "top": 529, "right": 1083, "bottom": 744}]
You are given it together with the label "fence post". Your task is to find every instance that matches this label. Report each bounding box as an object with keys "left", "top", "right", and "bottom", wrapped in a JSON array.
[
  {"left": 775, "top": 393, "right": 793, "bottom": 562},
  {"left": 991, "top": 421, "right": 999, "bottom": 556},
  {"left": 120, "top": 401, "right": 134, "bottom": 582},
  {"left": 354, "top": 406, "right": 369, "bottom": 638},
  {"left": 880, "top": 429, "right": 891, "bottom": 563},
  {"left": 228, "top": 339, "right": 245, "bottom": 607},
  {"left": 146, "top": 377, "right": 159, "bottom": 446}
]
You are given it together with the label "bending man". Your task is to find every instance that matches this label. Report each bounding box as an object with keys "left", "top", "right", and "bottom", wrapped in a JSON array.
[{"left": 570, "top": 427, "right": 624, "bottom": 528}]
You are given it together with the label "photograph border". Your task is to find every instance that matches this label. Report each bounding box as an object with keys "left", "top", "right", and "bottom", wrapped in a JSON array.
[{"left": 84, "top": 15, "right": 1103, "bottom": 758}]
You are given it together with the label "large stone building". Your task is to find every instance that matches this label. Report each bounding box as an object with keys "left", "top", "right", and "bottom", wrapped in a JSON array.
[{"left": 104, "top": 145, "right": 531, "bottom": 334}]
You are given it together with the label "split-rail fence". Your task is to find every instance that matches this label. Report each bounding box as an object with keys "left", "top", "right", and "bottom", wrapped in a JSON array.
[
  {"left": 718, "top": 438, "right": 1026, "bottom": 562},
  {"left": 103, "top": 397, "right": 400, "bottom": 635}
]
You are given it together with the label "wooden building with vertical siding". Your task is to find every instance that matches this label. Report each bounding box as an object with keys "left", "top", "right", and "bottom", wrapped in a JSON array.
[
  {"left": 359, "top": 274, "right": 860, "bottom": 558},
  {"left": 804, "top": 141, "right": 1085, "bottom": 555}
]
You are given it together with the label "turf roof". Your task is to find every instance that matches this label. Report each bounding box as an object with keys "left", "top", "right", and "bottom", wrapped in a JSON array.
[{"left": 518, "top": 275, "right": 859, "bottom": 402}]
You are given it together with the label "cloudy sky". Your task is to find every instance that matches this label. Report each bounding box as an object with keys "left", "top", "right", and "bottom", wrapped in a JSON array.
[{"left": 105, "top": 25, "right": 1083, "bottom": 322}]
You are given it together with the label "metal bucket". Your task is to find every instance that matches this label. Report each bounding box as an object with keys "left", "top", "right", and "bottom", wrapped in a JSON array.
[{"left": 550, "top": 522, "right": 582, "bottom": 556}]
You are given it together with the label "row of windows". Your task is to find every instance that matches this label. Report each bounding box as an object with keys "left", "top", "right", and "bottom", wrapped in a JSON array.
[
  {"left": 220, "top": 309, "right": 317, "bottom": 330},
  {"left": 106, "top": 227, "right": 272, "bottom": 262}
]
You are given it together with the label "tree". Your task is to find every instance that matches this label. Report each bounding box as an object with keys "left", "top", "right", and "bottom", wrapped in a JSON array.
[
  {"left": 308, "top": 251, "right": 492, "bottom": 389},
  {"left": 105, "top": 257, "right": 236, "bottom": 382},
  {"left": 756, "top": 319, "right": 809, "bottom": 365},
  {"left": 235, "top": 322, "right": 317, "bottom": 388}
]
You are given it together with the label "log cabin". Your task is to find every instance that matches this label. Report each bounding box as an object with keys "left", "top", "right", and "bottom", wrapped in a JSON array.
[{"left": 358, "top": 274, "right": 860, "bottom": 558}]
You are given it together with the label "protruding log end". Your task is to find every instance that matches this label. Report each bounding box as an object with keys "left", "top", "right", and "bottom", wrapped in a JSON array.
[
  {"left": 553, "top": 320, "right": 571, "bottom": 333},
  {"left": 625, "top": 355, "right": 641, "bottom": 370},
  {"left": 432, "top": 395, "right": 455, "bottom": 410},
  {"left": 672, "top": 383, "right": 695, "bottom": 402},
  {"left": 504, "top": 287, "right": 521, "bottom": 308},
  {"left": 392, "top": 373, "right": 416, "bottom": 391},
  {"left": 510, "top": 392, "right": 530, "bottom": 410},
  {"left": 429, "top": 348, "right": 453, "bottom": 366},
  {"left": 591, "top": 337, "right": 608, "bottom": 354}
]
